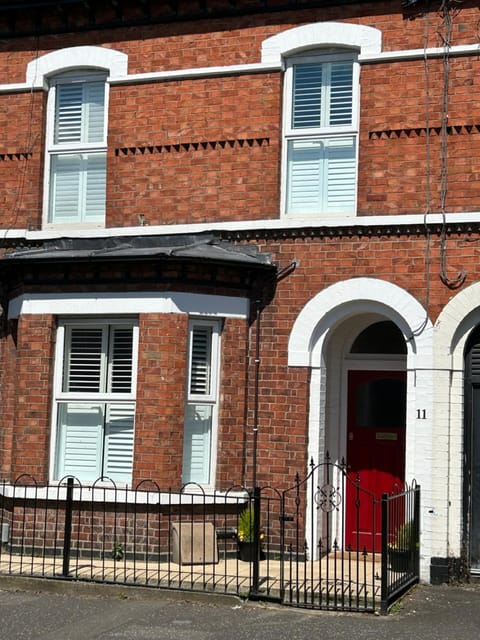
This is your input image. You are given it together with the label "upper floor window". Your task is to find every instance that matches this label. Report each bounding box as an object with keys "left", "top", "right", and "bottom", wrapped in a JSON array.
[
  {"left": 45, "top": 71, "right": 108, "bottom": 226},
  {"left": 283, "top": 51, "right": 359, "bottom": 217}
]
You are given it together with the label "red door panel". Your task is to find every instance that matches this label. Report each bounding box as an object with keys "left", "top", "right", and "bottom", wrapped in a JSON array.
[{"left": 345, "top": 370, "right": 406, "bottom": 552}]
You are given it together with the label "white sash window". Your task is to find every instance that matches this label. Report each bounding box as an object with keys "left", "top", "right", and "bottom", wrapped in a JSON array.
[
  {"left": 45, "top": 72, "right": 107, "bottom": 226},
  {"left": 283, "top": 52, "right": 359, "bottom": 216},
  {"left": 182, "top": 320, "right": 221, "bottom": 487},
  {"left": 53, "top": 320, "right": 138, "bottom": 483}
]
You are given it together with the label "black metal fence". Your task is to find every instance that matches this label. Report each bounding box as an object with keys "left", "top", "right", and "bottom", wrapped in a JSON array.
[{"left": 0, "top": 462, "right": 420, "bottom": 614}]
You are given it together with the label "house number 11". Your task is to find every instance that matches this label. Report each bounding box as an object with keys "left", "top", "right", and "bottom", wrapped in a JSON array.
[{"left": 416, "top": 409, "right": 427, "bottom": 419}]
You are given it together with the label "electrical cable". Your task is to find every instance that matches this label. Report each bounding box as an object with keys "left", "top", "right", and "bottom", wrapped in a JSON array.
[{"left": 438, "top": 0, "right": 466, "bottom": 289}]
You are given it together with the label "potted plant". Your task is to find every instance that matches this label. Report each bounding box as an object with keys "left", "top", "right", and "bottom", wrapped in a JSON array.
[
  {"left": 236, "top": 504, "right": 265, "bottom": 562},
  {"left": 388, "top": 521, "right": 418, "bottom": 572}
]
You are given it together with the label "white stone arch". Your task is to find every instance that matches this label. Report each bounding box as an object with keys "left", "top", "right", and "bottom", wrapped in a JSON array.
[
  {"left": 261, "top": 22, "right": 382, "bottom": 65},
  {"left": 26, "top": 46, "right": 128, "bottom": 89},
  {"left": 436, "top": 281, "right": 480, "bottom": 369},
  {"left": 288, "top": 278, "right": 433, "bottom": 576},
  {"left": 288, "top": 278, "right": 432, "bottom": 369}
]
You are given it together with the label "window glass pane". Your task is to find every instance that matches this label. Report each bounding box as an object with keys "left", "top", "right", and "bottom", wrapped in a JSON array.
[
  {"left": 355, "top": 379, "right": 407, "bottom": 428},
  {"left": 350, "top": 321, "right": 407, "bottom": 355}
]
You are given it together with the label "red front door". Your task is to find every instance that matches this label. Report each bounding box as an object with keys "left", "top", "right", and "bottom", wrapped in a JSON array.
[{"left": 345, "top": 370, "right": 406, "bottom": 552}]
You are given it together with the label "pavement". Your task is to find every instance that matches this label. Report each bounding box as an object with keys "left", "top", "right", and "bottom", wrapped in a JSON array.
[{"left": 0, "top": 576, "right": 480, "bottom": 639}]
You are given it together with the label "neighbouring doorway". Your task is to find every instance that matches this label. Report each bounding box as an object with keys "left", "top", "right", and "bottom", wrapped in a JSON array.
[{"left": 464, "top": 327, "right": 480, "bottom": 573}]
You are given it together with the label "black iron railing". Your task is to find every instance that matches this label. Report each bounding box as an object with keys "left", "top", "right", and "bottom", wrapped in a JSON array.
[{"left": 0, "top": 467, "right": 420, "bottom": 613}]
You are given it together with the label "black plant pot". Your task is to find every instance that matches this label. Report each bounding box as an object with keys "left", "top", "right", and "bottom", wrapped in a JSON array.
[
  {"left": 389, "top": 548, "right": 414, "bottom": 573},
  {"left": 237, "top": 541, "right": 266, "bottom": 562}
]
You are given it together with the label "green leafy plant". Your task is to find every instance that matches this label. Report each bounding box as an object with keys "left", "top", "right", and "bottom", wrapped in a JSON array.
[
  {"left": 111, "top": 541, "right": 124, "bottom": 561},
  {"left": 237, "top": 505, "right": 264, "bottom": 543},
  {"left": 389, "top": 521, "right": 418, "bottom": 551}
]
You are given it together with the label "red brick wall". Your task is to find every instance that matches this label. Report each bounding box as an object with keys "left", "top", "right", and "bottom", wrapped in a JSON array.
[
  {"left": 134, "top": 313, "right": 188, "bottom": 485},
  {"left": 0, "top": 91, "right": 45, "bottom": 230},
  {"left": 1, "top": 4, "right": 480, "bottom": 228},
  {"left": 10, "top": 314, "right": 55, "bottom": 480},
  {"left": 107, "top": 73, "right": 280, "bottom": 227},
  {"left": 216, "top": 318, "right": 249, "bottom": 488}
]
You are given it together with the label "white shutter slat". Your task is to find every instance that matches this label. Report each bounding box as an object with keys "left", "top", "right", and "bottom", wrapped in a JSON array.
[{"left": 104, "top": 403, "right": 135, "bottom": 483}]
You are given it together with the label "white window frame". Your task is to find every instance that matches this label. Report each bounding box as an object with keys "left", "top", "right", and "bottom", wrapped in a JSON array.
[
  {"left": 182, "top": 318, "right": 221, "bottom": 489},
  {"left": 43, "top": 70, "right": 109, "bottom": 229},
  {"left": 50, "top": 317, "right": 139, "bottom": 484},
  {"left": 281, "top": 50, "right": 360, "bottom": 218}
]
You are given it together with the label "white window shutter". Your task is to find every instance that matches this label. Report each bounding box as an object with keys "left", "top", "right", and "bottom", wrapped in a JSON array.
[
  {"left": 182, "top": 405, "right": 212, "bottom": 484},
  {"left": 64, "top": 327, "right": 104, "bottom": 392},
  {"left": 325, "top": 137, "right": 356, "bottom": 212},
  {"left": 50, "top": 154, "right": 82, "bottom": 223},
  {"left": 84, "top": 82, "right": 105, "bottom": 143},
  {"left": 328, "top": 62, "right": 353, "bottom": 126},
  {"left": 109, "top": 327, "right": 134, "bottom": 393},
  {"left": 50, "top": 153, "right": 106, "bottom": 224},
  {"left": 55, "top": 84, "right": 84, "bottom": 144},
  {"left": 292, "top": 63, "right": 323, "bottom": 129},
  {"left": 287, "top": 139, "right": 324, "bottom": 214},
  {"left": 104, "top": 403, "right": 135, "bottom": 483},
  {"left": 83, "top": 153, "right": 107, "bottom": 220},
  {"left": 56, "top": 403, "right": 103, "bottom": 481},
  {"left": 189, "top": 326, "right": 212, "bottom": 396},
  {"left": 287, "top": 137, "right": 356, "bottom": 214}
]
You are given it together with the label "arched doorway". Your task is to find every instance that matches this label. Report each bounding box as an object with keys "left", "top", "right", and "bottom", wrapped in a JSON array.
[{"left": 344, "top": 321, "right": 407, "bottom": 551}]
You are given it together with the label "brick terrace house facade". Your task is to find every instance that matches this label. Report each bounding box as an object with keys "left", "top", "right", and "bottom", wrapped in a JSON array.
[{"left": 1, "top": 0, "right": 480, "bottom": 583}]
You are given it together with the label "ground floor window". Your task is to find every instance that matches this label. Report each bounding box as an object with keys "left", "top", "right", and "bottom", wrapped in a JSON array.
[
  {"left": 53, "top": 318, "right": 138, "bottom": 483},
  {"left": 182, "top": 319, "right": 221, "bottom": 486}
]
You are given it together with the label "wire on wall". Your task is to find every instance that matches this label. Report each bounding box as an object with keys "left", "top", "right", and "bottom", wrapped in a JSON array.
[{"left": 438, "top": 0, "right": 466, "bottom": 289}]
